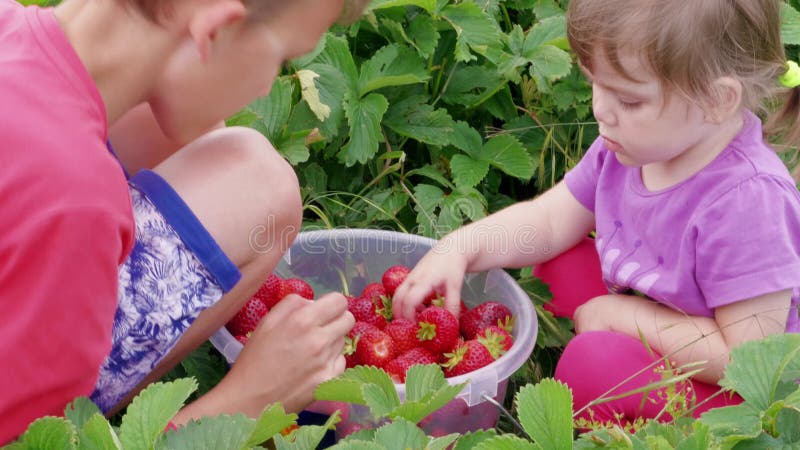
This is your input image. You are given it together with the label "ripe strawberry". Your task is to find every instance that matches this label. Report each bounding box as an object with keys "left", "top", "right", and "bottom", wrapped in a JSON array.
[
  {"left": 283, "top": 278, "right": 314, "bottom": 300},
  {"left": 360, "top": 282, "right": 387, "bottom": 301},
  {"left": 442, "top": 340, "right": 494, "bottom": 377},
  {"left": 477, "top": 325, "right": 514, "bottom": 360},
  {"left": 344, "top": 321, "right": 378, "bottom": 368},
  {"left": 382, "top": 265, "right": 410, "bottom": 296},
  {"left": 416, "top": 306, "right": 460, "bottom": 354},
  {"left": 459, "top": 301, "right": 514, "bottom": 340},
  {"left": 354, "top": 328, "right": 395, "bottom": 369},
  {"left": 227, "top": 297, "right": 268, "bottom": 336},
  {"left": 347, "top": 296, "right": 388, "bottom": 329},
  {"left": 384, "top": 318, "right": 419, "bottom": 354},
  {"left": 254, "top": 273, "right": 284, "bottom": 309},
  {"left": 385, "top": 348, "right": 438, "bottom": 383}
]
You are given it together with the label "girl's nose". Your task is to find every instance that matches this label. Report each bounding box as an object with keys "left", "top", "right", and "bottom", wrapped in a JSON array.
[{"left": 592, "top": 85, "right": 616, "bottom": 127}]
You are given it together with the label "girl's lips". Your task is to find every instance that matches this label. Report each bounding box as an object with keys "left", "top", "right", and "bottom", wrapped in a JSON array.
[{"left": 603, "top": 136, "right": 622, "bottom": 153}]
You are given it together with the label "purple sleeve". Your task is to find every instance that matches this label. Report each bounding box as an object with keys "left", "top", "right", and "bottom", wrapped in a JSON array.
[
  {"left": 695, "top": 175, "right": 800, "bottom": 308},
  {"left": 564, "top": 137, "right": 607, "bottom": 213}
]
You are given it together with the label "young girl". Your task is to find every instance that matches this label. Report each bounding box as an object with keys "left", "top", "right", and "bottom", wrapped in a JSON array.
[{"left": 393, "top": 0, "right": 800, "bottom": 426}]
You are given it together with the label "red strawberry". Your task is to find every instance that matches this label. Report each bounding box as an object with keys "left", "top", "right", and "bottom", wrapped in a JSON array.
[
  {"left": 384, "top": 318, "right": 419, "bottom": 354},
  {"left": 354, "top": 328, "right": 395, "bottom": 369},
  {"left": 416, "top": 306, "right": 460, "bottom": 354},
  {"left": 235, "top": 334, "right": 250, "bottom": 346},
  {"left": 283, "top": 278, "right": 314, "bottom": 300},
  {"left": 347, "top": 296, "right": 388, "bottom": 329},
  {"left": 476, "top": 325, "right": 514, "bottom": 360},
  {"left": 382, "top": 265, "right": 410, "bottom": 296},
  {"left": 385, "top": 348, "right": 438, "bottom": 383},
  {"left": 344, "top": 321, "right": 378, "bottom": 368},
  {"left": 361, "top": 282, "right": 387, "bottom": 302},
  {"left": 442, "top": 340, "right": 494, "bottom": 377},
  {"left": 459, "top": 301, "right": 514, "bottom": 340},
  {"left": 227, "top": 297, "right": 268, "bottom": 336},
  {"left": 254, "top": 274, "right": 284, "bottom": 309}
]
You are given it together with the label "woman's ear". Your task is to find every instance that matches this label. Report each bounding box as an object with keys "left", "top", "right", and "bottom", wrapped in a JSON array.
[
  {"left": 704, "top": 76, "right": 743, "bottom": 124},
  {"left": 188, "top": 0, "right": 247, "bottom": 63}
]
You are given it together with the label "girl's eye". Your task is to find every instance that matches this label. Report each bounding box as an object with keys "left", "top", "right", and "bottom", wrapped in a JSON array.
[{"left": 618, "top": 98, "right": 641, "bottom": 110}]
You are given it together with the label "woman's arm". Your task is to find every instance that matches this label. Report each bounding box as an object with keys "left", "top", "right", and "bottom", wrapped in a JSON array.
[{"left": 574, "top": 290, "right": 791, "bottom": 384}]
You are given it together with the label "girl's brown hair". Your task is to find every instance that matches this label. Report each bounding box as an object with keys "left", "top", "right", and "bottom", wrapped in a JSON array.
[{"left": 567, "top": 0, "right": 800, "bottom": 150}]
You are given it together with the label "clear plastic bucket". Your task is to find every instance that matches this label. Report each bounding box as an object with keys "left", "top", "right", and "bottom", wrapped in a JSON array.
[{"left": 210, "top": 229, "right": 537, "bottom": 436}]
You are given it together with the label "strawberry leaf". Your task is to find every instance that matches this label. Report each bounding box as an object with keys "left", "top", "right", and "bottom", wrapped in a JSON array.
[
  {"left": 473, "top": 435, "right": 541, "bottom": 450},
  {"left": 441, "top": 3, "right": 503, "bottom": 63},
  {"left": 373, "top": 419, "right": 428, "bottom": 449},
  {"left": 404, "top": 364, "right": 448, "bottom": 403},
  {"left": 516, "top": 379, "right": 573, "bottom": 450},
  {"left": 453, "top": 430, "right": 498, "bottom": 450},
  {"left": 369, "top": 0, "right": 438, "bottom": 14},
  {"left": 480, "top": 135, "right": 535, "bottom": 181},
  {"left": 450, "top": 155, "right": 490, "bottom": 188},
  {"left": 79, "top": 414, "right": 123, "bottom": 450},
  {"left": 273, "top": 410, "right": 340, "bottom": 450},
  {"left": 119, "top": 378, "right": 197, "bottom": 450},
  {"left": 357, "top": 44, "right": 429, "bottom": 97},
  {"left": 19, "top": 417, "right": 77, "bottom": 450},
  {"left": 340, "top": 93, "right": 389, "bottom": 166},
  {"left": 64, "top": 398, "right": 103, "bottom": 430},
  {"left": 314, "top": 366, "right": 400, "bottom": 408},
  {"left": 383, "top": 96, "right": 455, "bottom": 147},
  {"left": 249, "top": 77, "right": 294, "bottom": 143},
  {"left": 155, "top": 414, "right": 255, "bottom": 450},
  {"left": 427, "top": 433, "right": 461, "bottom": 450},
  {"left": 246, "top": 404, "right": 299, "bottom": 448}
]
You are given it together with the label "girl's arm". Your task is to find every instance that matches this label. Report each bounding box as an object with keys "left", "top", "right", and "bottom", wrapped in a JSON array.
[
  {"left": 393, "top": 181, "right": 595, "bottom": 318},
  {"left": 574, "top": 290, "right": 791, "bottom": 384}
]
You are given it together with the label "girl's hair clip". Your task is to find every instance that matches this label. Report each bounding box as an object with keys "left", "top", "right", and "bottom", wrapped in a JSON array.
[{"left": 780, "top": 60, "right": 800, "bottom": 88}]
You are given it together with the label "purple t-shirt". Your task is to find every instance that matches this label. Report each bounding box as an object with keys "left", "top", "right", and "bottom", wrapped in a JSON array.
[{"left": 565, "top": 110, "right": 800, "bottom": 332}]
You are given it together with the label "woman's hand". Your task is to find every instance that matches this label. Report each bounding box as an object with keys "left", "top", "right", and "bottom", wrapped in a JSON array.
[{"left": 172, "top": 292, "right": 354, "bottom": 423}]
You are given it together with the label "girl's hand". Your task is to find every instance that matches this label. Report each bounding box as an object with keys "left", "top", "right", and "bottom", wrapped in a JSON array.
[
  {"left": 392, "top": 237, "right": 470, "bottom": 320},
  {"left": 174, "top": 292, "right": 354, "bottom": 422}
]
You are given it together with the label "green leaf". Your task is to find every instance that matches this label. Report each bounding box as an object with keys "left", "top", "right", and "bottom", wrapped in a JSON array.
[
  {"left": 449, "top": 122, "right": 484, "bottom": 157},
  {"left": 675, "top": 421, "right": 711, "bottom": 450},
  {"left": 246, "top": 404, "right": 299, "bottom": 448},
  {"left": 441, "top": 3, "right": 502, "bottom": 62},
  {"left": 527, "top": 45, "right": 573, "bottom": 86},
  {"left": 473, "top": 435, "right": 540, "bottom": 450},
  {"left": 299, "top": 63, "right": 348, "bottom": 138},
  {"left": 442, "top": 66, "right": 505, "bottom": 108},
  {"left": 698, "top": 404, "right": 762, "bottom": 444},
  {"left": 720, "top": 334, "right": 800, "bottom": 410},
  {"left": 373, "top": 419, "right": 427, "bottom": 450},
  {"left": 404, "top": 364, "right": 449, "bottom": 403},
  {"left": 453, "top": 429, "right": 498, "bottom": 450},
  {"left": 451, "top": 155, "right": 490, "bottom": 188},
  {"left": 64, "top": 398, "right": 102, "bottom": 430},
  {"left": 523, "top": 15, "right": 566, "bottom": 53},
  {"left": 19, "top": 417, "right": 76, "bottom": 450},
  {"left": 407, "top": 14, "right": 440, "bottom": 58},
  {"left": 384, "top": 96, "right": 455, "bottom": 146},
  {"left": 407, "top": 165, "right": 455, "bottom": 189},
  {"left": 516, "top": 379, "right": 574, "bottom": 450},
  {"left": 307, "top": 34, "right": 359, "bottom": 94},
  {"left": 156, "top": 414, "right": 255, "bottom": 450},
  {"left": 427, "top": 434, "right": 460, "bottom": 450},
  {"left": 340, "top": 93, "right": 389, "bottom": 166},
  {"left": 363, "top": 382, "right": 402, "bottom": 419},
  {"left": 225, "top": 108, "right": 258, "bottom": 127},
  {"left": 249, "top": 77, "right": 294, "bottom": 142},
  {"left": 782, "top": 3, "right": 800, "bottom": 46},
  {"left": 369, "top": 0, "right": 437, "bottom": 14},
  {"left": 389, "top": 384, "right": 466, "bottom": 424},
  {"left": 78, "top": 415, "right": 122, "bottom": 450},
  {"left": 329, "top": 440, "right": 385, "bottom": 450},
  {"left": 119, "top": 378, "right": 197, "bottom": 450},
  {"left": 480, "top": 134, "right": 535, "bottom": 180},
  {"left": 358, "top": 44, "right": 429, "bottom": 97},
  {"left": 315, "top": 366, "right": 400, "bottom": 408},
  {"left": 278, "top": 140, "right": 311, "bottom": 165},
  {"left": 297, "top": 69, "right": 332, "bottom": 122},
  {"left": 453, "top": 186, "right": 487, "bottom": 221}
]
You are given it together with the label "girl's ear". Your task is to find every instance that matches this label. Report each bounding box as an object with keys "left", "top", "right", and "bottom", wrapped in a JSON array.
[
  {"left": 188, "top": 0, "right": 247, "bottom": 63},
  {"left": 704, "top": 76, "right": 743, "bottom": 124}
]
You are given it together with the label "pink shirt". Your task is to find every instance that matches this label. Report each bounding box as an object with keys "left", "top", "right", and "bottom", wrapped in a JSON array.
[
  {"left": 565, "top": 110, "right": 800, "bottom": 331},
  {"left": 0, "top": 1, "right": 134, "bottom": 442}
]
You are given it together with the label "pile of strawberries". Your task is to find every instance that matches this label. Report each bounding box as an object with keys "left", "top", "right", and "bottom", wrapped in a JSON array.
[
  {"left": 225, "top": 265, "right": 515, "bottom": 382},
  {"left": 226, "top": 274, "right": 315, "bottom": 344},
  {"left": 345, "top": 265, "right": 515, "bottom": 382}
]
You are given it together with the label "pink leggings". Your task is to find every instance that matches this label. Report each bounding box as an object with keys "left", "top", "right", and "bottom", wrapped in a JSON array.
[{"left": 535, "top": 238, "right": 742, "bottom": 425}]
